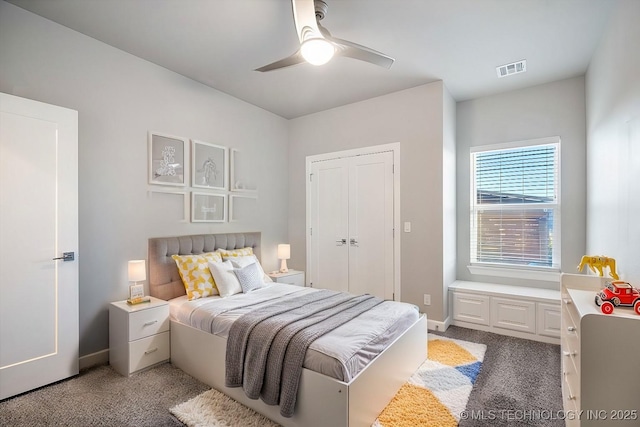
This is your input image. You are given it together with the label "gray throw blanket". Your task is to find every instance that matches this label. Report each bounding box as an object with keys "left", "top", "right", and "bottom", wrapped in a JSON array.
[{"left": 225, "top": 290, "right": 383, "bottom": 418}]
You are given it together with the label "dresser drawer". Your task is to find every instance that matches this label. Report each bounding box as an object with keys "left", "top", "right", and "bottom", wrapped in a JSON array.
[
  {"left": 129, "top": 331, "right": 170, "bottom": 373},
  {"left": 129, "top": 305, "right": 170, "bottom": 341}
]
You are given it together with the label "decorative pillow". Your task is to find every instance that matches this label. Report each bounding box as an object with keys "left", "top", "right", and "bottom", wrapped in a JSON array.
[
  {"left": 208, "top": 260, "right": 242, "bottom": 298},
  {"left": 172, "top": 252, "right": 222, "bottom": 300},
  {"left": 216, "top": 247, "right": 253, "bottom": 258},
  {"left": 223, "top": 254, "right": 273, "bottom": 283},
  {"left": 233, "top": 262, "right": 268, "bottom": 293}
]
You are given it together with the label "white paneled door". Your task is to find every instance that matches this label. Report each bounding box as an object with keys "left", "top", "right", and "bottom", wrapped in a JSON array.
[
  {"left": 308, "top": 150, "right": 395, "bottom": 300},
  {"left": 0, "top": 93, "right": 78, "bottom": 400}
]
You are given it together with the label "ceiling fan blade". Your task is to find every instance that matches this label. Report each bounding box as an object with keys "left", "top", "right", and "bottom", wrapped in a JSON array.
[
  {"left": 255, "top": 50, "right": 305, "bottom": 72},
  {"left": 292, "top": 0, "right": 324, "bottom": 43},
  {"left": 328, "top": 36, "right": 395, "bottom": 69}
]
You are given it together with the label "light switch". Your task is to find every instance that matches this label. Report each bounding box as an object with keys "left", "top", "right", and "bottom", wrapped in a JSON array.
[{"left": 404, "top": 222, "right": 411, "bottom": 232}]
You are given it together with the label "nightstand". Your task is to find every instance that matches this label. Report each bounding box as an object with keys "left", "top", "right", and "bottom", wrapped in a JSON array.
[
  {"left": 109, "top": 296, "right": 170, "bottom": 376},
  {"left": 268, "top": 270, "right": 305, "bottom": 286}
]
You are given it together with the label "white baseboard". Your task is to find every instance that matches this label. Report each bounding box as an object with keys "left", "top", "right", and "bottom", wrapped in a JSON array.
[
  {"left": 450, "top": 320, "right": 560, "bottom": 345},
  {"left": 79, "top": 349, "right": 109, "bottom": 371},
  {"left": 427, "top": 316, "right": 450, "bottom": 332}
]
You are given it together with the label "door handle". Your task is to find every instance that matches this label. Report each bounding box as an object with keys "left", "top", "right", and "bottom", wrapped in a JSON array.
[
  {"left": 350, "top": 238, "right": 359, "bottom": 247},
  {"left": 335, "top": 239, "right": 347, "bottom": 246},
  {"left": 52, "top": 252, "right": 75, "bottom": 262}
]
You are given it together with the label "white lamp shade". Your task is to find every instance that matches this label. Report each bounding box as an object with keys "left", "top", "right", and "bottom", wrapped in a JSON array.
[
  {"left": 277, "top": 244, "right": 291, "bottom": 260},
  {"left": 128, "top": 260, "right": 146, "bottom": 282}
]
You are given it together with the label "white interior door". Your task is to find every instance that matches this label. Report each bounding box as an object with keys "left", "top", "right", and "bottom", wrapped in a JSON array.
[
  {"left": 348, "top": 152, "right": 394, "bottom": 300},
  {"left": 308, "top": 149, "right": 395, "bottom": 299},
  {"left": 0, "top": 93, "right": 78, "bottom": 400},
  {"left": 309, "top": 158, "right": 349, "bottom": 292}
]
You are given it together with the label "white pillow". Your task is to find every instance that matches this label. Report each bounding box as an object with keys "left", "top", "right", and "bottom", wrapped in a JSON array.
[
  {"left": 224, "top": 255, "right": 273, "bottom": 283},
  {"left": 234, "top": 262, "right": 268, "bottom": 293},
  {"left": 208, "top": 260, "right": 242, "bottom": 298}
]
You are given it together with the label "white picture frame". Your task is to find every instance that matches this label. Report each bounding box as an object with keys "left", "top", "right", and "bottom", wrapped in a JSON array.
[
  {"left": 191, "top": 140, "right": 228, "bottom": 190},
  {"left": 191, "top": 192, "right": 227, "bottom": 223},
  {"left": 147, "top": 189, "right": 189, "bottom": 223},
  {"left": 148, "top": 132, "right": 187, "bottom": 186},
  {"left": 229, "top": 194, "right": 258, "bottom": 222},
  {"left": 230, "top": 149, "right": 258, "bottom": 192}
]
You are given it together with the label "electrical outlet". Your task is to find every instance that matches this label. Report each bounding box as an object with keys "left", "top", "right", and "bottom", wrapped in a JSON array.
[{"left": 423, "top": 294, "right": 431, "bottom": 305}]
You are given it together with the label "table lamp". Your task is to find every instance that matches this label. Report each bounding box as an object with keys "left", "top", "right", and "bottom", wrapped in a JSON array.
[
  {"left": 277, "top": 244, "right": 290, "bottom": 273},
  {"left": 128, "top": 259, "right": 146, "bottom": 300}
]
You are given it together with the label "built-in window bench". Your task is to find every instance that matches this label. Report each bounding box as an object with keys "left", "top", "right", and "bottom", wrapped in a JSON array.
[{"left": 449, "top": 280, "right": 561, "bottom": 344}]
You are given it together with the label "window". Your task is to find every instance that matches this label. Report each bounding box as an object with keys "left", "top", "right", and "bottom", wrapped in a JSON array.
[{"left": 470, "top": 137, "right": 560, "bottom": 273}]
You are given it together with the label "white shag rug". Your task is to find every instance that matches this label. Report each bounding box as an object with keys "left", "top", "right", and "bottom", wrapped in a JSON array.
[{"left": 170, "top": 389, "right": 279, "bottom": 427}]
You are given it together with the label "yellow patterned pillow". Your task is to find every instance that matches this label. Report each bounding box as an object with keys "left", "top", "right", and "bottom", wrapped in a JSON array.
[
  {"left": 172, "top": 252, "right": 222, "bottom": 300},
  {"left": 216, "top": 247, "right": 254, "bottom": 258}
]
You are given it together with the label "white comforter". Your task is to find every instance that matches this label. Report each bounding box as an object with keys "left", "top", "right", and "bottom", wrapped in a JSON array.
[{"left": 169, "top": 284, "right": 419, "bottom": 381}]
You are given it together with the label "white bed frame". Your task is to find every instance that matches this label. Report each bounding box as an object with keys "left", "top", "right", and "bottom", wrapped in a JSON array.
[
  {"left": 171, "top": 315, "right": 426, "bottom": 427},
  {"left": 148, "top": 233, "right": 427, "bottom": 427}
]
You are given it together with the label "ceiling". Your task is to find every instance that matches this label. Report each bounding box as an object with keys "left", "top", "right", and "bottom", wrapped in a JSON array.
[{"left": 7, "top": 0, "right": 617, "bottom": 119}]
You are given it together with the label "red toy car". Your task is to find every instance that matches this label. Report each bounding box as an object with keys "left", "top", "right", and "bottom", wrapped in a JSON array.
[{"left": 595, "top": 281, "right": 640, "bottom": 315}]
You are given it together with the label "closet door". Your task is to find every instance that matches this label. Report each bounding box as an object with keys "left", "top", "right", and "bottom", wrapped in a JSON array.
[
  {"left": 348, "top": 152, "right": 394, "bottom": 300},
  {"left": 308, "top": 151, "right": 394, "bottom": 299},
  {"left": 308, "top": 158, "right": 349, "bottom": 292},
  {"left": 0, "top": 93, "right": 78, "bottom": 400}
]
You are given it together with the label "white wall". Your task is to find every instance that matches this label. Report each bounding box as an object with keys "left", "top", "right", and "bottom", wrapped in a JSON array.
[
  {"left": 456, "top": 76, "right": 587, "bottom": 289},
  {"left": 585, "top": 0, "right": 640, "bottom": 283},
  {"left": 0, "top": 1, "right": 290, "bottom": 357},
  {"left": 442, "top": 86, "right": 457, "bottom": 320},
  {"left": 289, "top": 82, "right": 452, "bottom": 321}
]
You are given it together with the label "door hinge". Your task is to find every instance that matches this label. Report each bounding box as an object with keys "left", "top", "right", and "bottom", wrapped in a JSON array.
[
  {"left": 310, "top": 227, "right": 313, "bottom": 236},
  {"left": 392, "top": 293, "right": 395, "bottom": 301},
  {"left": 392, "top": 164, "right": 395, "bottom": 174},
  {"left": 309, "top": 173, "right": 313, "bottom": 182}
]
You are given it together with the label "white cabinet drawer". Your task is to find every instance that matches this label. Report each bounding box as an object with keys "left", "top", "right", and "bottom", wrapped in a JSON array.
[
  {"left": 129, "top": 331, "right": 170, "bottom": 373},
  {"left": 537, "top": 302, "right": 561, "bottom": 338},
  {"left": 129, "top": 305, "right": 170, "bottom": 341},
  {"left": 452, "top": 292, "right": 490, "bottom": 325},
  {"left": 491, "top": 297, "right": 536, "bottom": 333}
]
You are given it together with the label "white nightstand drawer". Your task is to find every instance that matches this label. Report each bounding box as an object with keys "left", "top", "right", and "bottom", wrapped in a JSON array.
[
  {"left": 129, "top": 331, "right": 170, "bottom": 373},
  {"left": 129, "top": 305, "right": 170, "bottom": 341}
]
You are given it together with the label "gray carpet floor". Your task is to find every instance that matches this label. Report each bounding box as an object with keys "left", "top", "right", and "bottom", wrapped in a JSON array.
[{"left": 0, "top": 326, "right": 562, "bottom": 427}]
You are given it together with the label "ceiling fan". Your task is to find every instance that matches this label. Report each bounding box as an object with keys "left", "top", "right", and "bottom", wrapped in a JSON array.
[{"left": 255, "top": 0, "right": 394, "bottom": 72}]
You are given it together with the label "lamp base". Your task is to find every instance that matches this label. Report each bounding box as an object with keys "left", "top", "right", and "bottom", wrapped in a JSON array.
[{"left": 279, "top": 259, "right": 289, "bottom": 273}]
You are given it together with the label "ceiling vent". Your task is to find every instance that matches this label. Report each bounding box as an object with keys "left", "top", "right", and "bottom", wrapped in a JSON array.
[{"left": 496, "top": 60, "right": 526, "bottom": 78}]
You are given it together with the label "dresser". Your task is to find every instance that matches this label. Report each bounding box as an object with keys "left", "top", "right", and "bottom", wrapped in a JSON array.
[
  {"left": 561, "top": 274, "right": 640, "bottom": 426},
  {"left": 109, "top": 296, "right": 170, "bottom": 376}
]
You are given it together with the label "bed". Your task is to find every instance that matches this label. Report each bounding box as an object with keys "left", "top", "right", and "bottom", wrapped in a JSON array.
[{"left": 149, "top": 232, "right": 427, "bottom": 427}]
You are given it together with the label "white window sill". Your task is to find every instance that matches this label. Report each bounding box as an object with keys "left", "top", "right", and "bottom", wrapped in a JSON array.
[{"left": 467, "top": 265, "right": 560, "bottom": 283}]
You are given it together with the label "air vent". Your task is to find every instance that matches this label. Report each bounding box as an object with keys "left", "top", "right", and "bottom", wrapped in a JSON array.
[{"left": 496, "top": 60, "right": 527, "bottom": 78}]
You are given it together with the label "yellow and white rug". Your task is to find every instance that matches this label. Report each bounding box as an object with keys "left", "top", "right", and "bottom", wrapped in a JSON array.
[
  {"left": 171, "top": 335, "right": 486, "bottom": 427},
  {"left": 373, "top": 335, "right": 486, "bottom": 427}
]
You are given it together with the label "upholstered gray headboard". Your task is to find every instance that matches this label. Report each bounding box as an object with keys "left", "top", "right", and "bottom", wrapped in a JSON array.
[{"left": 148, "top": 232, "right": 261, "bottom": 300}]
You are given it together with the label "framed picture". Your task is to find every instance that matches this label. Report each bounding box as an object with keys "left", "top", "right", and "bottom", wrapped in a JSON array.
[
  {"left": 191, "top": 192, "right": 227, "bottom": 223},
  {"left": 230, "top": 194, "right": 258, "bottom": 222},
  {"left": 148, "top": 132, "right": 187, "bottom": 186},
  {"left": 147, "top": 189, "right": 189, "bottom": 222},
  {"left": 230, "top": 149, "right": 258, "bottom": 192},
  {"left": 191, "top": 140, "right": 228, "bottom": 190}
]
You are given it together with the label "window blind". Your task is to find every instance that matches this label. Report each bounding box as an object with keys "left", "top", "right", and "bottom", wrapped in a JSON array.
[{"left": 470, "top": 140, "right": 560, "bottom": 269}]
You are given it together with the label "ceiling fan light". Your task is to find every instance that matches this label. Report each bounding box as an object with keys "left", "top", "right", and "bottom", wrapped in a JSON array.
[{"left": 300, "top": 38, "right": 335, "bottom": 66}]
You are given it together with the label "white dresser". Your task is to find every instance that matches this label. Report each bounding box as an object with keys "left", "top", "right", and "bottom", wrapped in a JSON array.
[
  {"left": 561, "top": 274, "right": 640, "bottom": 426},
  {"left": 109, "top": 296, "right": 170, "bottom": 376}
]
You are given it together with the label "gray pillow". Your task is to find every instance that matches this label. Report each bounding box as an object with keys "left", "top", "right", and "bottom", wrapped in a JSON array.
[{"left": 233, "top": 262, "right": 267, "bottom": 293}]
